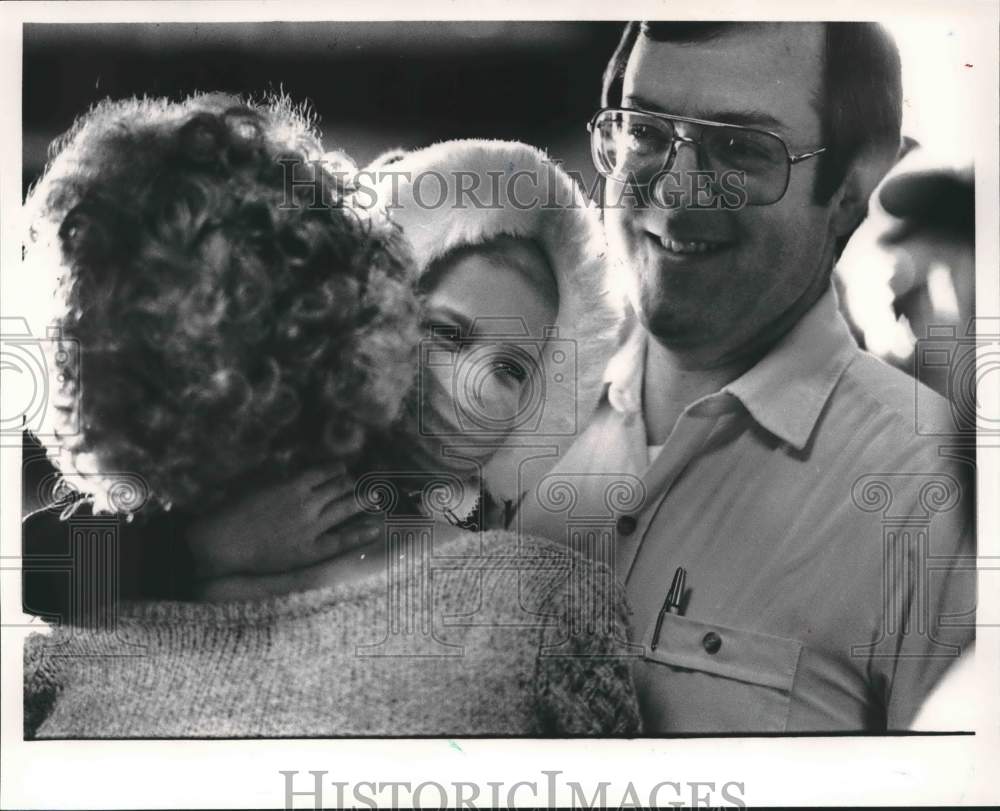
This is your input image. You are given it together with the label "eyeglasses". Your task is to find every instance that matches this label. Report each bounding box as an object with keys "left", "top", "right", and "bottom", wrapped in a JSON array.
[{"left": 587, "top": 107, "right": 827, "bottom": 206}]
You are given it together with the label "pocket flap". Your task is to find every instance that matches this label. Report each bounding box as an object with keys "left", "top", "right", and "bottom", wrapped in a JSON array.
[{"left": 643, "top": 614, "right": 802, "bottom": 692}]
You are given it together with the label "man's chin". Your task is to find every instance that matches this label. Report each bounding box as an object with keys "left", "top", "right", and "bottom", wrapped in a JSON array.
[{"left": 635, "top": 303, "right": 720, "bottom": 347}]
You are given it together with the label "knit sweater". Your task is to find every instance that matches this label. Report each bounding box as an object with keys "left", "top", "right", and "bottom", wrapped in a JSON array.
[{"left": 24, "top": 530, "right": 641, "bottom": 738}]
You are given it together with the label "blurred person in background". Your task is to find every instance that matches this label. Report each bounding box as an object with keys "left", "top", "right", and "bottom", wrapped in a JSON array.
[{"left": 837, "top": 144, "right": 975, "bottom": 393}]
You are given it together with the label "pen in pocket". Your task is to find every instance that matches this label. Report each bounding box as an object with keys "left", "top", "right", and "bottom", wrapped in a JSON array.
[{"left": 651, "top": 566, "right": 686, "bottom": 651}]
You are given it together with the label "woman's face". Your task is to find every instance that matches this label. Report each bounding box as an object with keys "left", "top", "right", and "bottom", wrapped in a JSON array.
[{"left": 418, "top": 237, "right": 558, "bottom": 464}]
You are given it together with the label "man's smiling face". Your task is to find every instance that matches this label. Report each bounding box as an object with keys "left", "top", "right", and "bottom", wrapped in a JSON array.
[{"left": 604, "top": 24, "right": 842, "bottom": 362}]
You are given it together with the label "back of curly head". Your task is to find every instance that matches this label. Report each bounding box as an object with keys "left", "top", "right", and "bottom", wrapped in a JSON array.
[{"left": 25, "top": 93, "right": 421, "bottom": 515}]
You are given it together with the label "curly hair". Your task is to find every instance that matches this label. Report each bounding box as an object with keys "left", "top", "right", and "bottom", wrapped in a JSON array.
[{"left": 25, "top": 93, "right": 421, "bottom": 514}]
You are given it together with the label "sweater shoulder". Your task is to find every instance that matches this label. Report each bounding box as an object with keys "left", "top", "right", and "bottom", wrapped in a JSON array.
[
  {"left": 429, "top": 529, "right": 577, "bottom": 617},
  {"left": 439, "top": 531, "right": 641, "bottom": 734}
]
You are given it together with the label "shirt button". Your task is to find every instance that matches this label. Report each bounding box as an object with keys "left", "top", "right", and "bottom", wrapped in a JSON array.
[
  {"left": 615, "top": 515, "right": 637, "bottom": 536},
  {"left": 702, "top": 631, "right": 722, "bottom": 655}
]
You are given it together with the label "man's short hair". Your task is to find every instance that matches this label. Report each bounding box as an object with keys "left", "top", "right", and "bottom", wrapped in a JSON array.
[{"left": 601, "top": 22, "right": 903, "bottom": 204}]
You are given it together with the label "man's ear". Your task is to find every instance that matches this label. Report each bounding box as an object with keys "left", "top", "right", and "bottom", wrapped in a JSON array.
[{"left": 830, "top": 142, "right": 902, "bottom": 237}]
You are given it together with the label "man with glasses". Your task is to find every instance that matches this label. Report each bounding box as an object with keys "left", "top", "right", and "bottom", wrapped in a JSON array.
[{"left": 518, "top": 21, "right": 975, "bottom": 732}]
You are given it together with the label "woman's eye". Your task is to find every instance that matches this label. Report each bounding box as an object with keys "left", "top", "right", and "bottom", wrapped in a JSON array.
[{"left": 490, "top": 358, "right": 527, "bottom": 382}]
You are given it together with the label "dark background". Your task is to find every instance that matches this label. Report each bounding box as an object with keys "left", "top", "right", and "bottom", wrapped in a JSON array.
[{"left": 24, "top": 21, "right": 624, "bottom": 198}]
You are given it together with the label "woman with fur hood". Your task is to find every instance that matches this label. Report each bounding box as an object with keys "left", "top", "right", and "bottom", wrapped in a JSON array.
[
  {"left": 193, "top": 138, "right": 625, "bottom": 586},
  {"left": 21, "top": 95, "right": 638, "bottom": 738}
]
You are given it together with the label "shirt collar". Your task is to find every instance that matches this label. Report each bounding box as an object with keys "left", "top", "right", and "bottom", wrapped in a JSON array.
[{"left": 603, "top": 284, "right": 858, "bottom": 451}]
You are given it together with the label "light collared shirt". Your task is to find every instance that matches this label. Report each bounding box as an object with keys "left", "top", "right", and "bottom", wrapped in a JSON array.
[{"left": 516, "top": 284, "right": 975, "bottom": 732}]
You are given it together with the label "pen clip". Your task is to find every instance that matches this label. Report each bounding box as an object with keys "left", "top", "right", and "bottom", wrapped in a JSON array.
[{"left": 651, "top": 566, "right": 686, "bottom": 651}]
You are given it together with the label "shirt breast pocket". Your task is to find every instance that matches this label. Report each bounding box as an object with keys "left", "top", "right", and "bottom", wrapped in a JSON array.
[{"left": 638, "top": 614, "right": 803, "bottom": 733}]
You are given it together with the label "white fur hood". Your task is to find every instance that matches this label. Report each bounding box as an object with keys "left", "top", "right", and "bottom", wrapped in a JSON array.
[{"left": 368, "top": 139, "right": 622, "bottom": 502}]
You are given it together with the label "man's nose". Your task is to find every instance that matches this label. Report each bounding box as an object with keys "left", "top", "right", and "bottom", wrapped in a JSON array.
[
  {"left": 652, "top": 139, "right": 702, "bottom": 209},
  {"left": 670, "top": 139, "right": 701, "bottom": 172}
]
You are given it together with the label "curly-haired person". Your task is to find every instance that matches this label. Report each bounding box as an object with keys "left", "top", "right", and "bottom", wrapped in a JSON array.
[{"left": 22, "top": 94, "right": 641, "bottom": 738}]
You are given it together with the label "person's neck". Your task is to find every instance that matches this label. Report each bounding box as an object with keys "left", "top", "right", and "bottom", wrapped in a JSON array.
[
  {"left": 642, "top": 339, "right": 761, "bottom": 445},
  {"left": 642, "top": 280, "right": 830, "bottom": 445}
]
